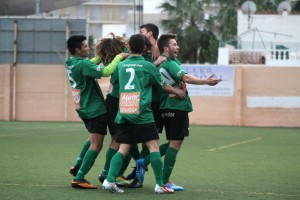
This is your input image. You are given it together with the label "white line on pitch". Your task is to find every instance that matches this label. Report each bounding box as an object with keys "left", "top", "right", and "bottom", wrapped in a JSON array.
[{"left": 206, "top": 137, "right": 262, "bottom": 152}]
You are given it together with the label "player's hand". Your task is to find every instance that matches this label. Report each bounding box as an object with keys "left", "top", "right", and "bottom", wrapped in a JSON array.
[
  {"left": 206, "top": 74, "right": 222, "bottom": 86},
  {"left": 174, "top": 87, "right": 186, "bottom": 99},
  {"left": 153, "top": 56, "right": 166, "bottom": 66},
  {"left": 178, "top": 81, "right": 186, "bottom": 90},
  {"left": 119, "top": 53, "right": 129, "bottom": 59}
]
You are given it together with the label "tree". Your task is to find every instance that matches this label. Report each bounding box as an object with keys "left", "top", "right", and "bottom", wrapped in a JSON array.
[
  {"left": 159, "top": 0, "right": 218, "bottom": 63},
  {"left": 209, "top": 0, "right": 241, "bottom": 45},
  {"left": 292, "top": 0, "right": 300, "bottom": 11}
]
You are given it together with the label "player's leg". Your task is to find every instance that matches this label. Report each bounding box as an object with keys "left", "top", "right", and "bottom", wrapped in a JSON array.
[
  {"left": 130, "top": 101, "right": 163, "bottom": 186},
  {"left": 98, "top": 95, "right": 121, "bottom": 183},
  {"left": 98, "top": 134, "right": 119, "bottom": 183},
  {"left": 102, "top": 143, "right": 131, "bottom": 193},
  {"left": 71, "top": 114, "right": 107, "bottom": 189},
  {"left": 143, "top": 141, "right": 169, "bottom": 167},
  {"left": 125, "top": 144, "right": 144, "bottom": 188},
  {"left": 145, "top": 139, "right": 173, "bottom": 194},
  {"left": 69, "top": 139, "right": 91, "bottom": 176},
  {"left": 102, "top": 123, "right": 131, "bottom": 193},
  {"left": 72, "top": 133, "right": 105, "bottom": 189},
  {"left": 135, "top": 122, "right": 173, "bottom": 194},
  {"left": 160, "top": 109, "right": 188, "bottom": 191},
  {"left": 163, "top": 140, "right": 183, "bottom": 189}
]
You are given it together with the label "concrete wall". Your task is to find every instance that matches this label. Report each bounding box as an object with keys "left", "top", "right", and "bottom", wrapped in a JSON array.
[{"left": 0, "top": 64, "right": 299, "bottom": 127}]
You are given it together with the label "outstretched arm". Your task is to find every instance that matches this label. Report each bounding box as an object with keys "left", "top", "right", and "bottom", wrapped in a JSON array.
[{"left": 182, "top": 74, "right": 221, "bottom": 86}]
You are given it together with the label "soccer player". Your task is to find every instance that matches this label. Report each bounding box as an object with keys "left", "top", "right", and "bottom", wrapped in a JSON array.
[
  {"left": 134, "top": 24, "right": 181, "bottom": 190},
  {"left": 156, "top": 33, "right": 221, "bottom": 190},
  {"left": 90, "top": 33, "right": 132, "bottom": 187},
  {"left": 66, "top": 35, "right": 128, "bottom": 189},
  {"left": 139, "top": 24, "right": 167, "bottom": 136},
  {"left": 139, "top": 23, "right": 160, "bottom": 60},
  {"left": 124, "top": 24, "right": 167, "bottom": 188},
  {"left": 102, "top": 34, "right": 185, "bottom": 194}
]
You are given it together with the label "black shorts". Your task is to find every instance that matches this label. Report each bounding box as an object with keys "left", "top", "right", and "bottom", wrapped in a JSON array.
[
  {"left": 82, "top": 113, "right": 108, "bottom": 135},
  {"left": 105, "top": 95, "right": 119, "bottom": 136},
  {"left": 151, "top": 101, "right": 163, "bottom": 133},
  {"left": 115, "top": 122, "right": 159, "bottom": 144},
  {"left": 160, "top": 109, "right": 189, "bottom": 140}
]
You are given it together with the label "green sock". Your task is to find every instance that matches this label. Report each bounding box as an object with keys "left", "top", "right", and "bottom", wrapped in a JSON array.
[
  {"left": 129, "top": 144, "right": 140, "bottom": 160},
  {"left": 101, "top": 148, "right": 118, "bottom": 175},
  {"left": 144, "top": 153, "right": 150, "bottom": 167},
  {"left": 107, "top": 152, "right": 124, "bottom": 183},
  {"left": 74, "top": 140, "right": 91, "bottom": 168},
  {"left": 163, "top": 147, "right": 178, "bottom": 184},
  {"left": 118, "top": 155, "right": 132, "bottom": 177},
  {"left": 159, "top": 142, "right": 169, "bottom": 157},
  {"left": 75, "top": 149, "right": 98, "bottom": 180},
  {"left": 144, "top": 142, "right": 169, "bottom": 167},
  {"left": 150, "top": 152, "right": 164, "bottom": 186},
  {"left": 139, "top": 144, "right": 150, "bottom": 158}
]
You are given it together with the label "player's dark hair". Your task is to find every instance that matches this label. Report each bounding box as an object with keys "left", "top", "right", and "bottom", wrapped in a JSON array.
[
  {"left": 140, "top": 34, "right": 152, "bottom": 51},
  {"left": 157, "top": 33, "right": 176, "bottom": 54},
  {"left": 95, "top": 32, "right": 128, "bottom": 64},
  {"left": 139, "top": 23, "right": 159, "bottom": 40},
  {"left": 67, "top": 35, "right": 86, "bottom": 55},
  {"left": 129, "top": 34, "right": 145, "bottom": 54}
]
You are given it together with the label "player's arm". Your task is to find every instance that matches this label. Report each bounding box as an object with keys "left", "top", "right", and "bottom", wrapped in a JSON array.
[
  {"left": 102, "top": 53, "right": 129, "bottom": 77},
  {"left": 163, "top": 84, "right": 185, "bottom": 99},
  {"left": 90, "top": 56, "right": 101, "bottom": 64},
  {"left": 153, "top": 55, "right": 166, "bottom": 66},
  {"left": 151, "top": 41, "right": 160, "bottom": 60},
  {"left": 182, "top": 74, "right": 221, "bottom": 86}
]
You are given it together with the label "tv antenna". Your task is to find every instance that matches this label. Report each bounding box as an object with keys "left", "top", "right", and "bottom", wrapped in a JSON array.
[
  {"left": 241, "top": 1, "right": 257, "bottom": 30},
  {"left": 277, "top": 1, "right": 291, "bottom": 14},
  {"left": 238, "top": 27, "right": 292, "bottom": 49}
]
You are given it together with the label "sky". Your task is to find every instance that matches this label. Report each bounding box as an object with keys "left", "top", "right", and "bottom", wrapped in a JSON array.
[{"left": 143, "top": 0, "right": 165, "bottom": 14}]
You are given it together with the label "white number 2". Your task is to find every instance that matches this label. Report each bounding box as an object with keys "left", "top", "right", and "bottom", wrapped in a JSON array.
[{"left": 124, "top": 68, "right": 135, "bottom": 90}]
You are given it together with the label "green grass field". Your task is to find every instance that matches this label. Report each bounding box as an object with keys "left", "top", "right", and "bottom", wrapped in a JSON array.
[{"left": 0, "top": 121, "right": 299, "bottom": 200}]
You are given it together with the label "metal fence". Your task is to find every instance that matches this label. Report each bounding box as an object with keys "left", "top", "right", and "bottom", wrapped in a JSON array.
[{"left": 0, "top": 17, "right": 86, "bottom": 64}]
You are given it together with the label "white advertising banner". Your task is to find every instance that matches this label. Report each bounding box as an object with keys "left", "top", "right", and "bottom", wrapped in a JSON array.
[{"left": 181, "top": 65, "right": 234, "bottom": 96}]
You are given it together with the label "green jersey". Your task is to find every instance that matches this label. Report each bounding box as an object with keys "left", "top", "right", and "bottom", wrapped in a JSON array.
[
  {"left": 143, "top": 52, "right": 154, "bottom": 63},
  {"left": 65, "top": 56, "right": 107, "bottom": 119},
  {"left": 143, "top": 52, "right": 161, "bottom": 102},
  {"left": 109, "top": 69, "right": 120, "bottom": 98},
  {"left": 158, "top": 56, "right": 193, "bottom": 112},
  {"left": 115, "top": 55, "right": 167, "bottom": 124}
]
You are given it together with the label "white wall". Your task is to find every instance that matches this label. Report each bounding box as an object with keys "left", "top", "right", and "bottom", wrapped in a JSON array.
[
  {"left": 237, "top": 10, "right": 300, "bottom": 50},
  {"left": 102, "top": 24, "right": 126, "bottom": 38}
]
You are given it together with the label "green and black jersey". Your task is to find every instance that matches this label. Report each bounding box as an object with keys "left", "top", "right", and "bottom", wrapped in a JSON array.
[
  {"left": 65, "top": 56, "right": 107, "bottom": 119},
  {"left": 158, "top": 56, "right": 193, "bottom": 112},
  {"left": 115, "top": 56, "right": 167, "bottom": 124},
  {"left": 143, "top": 52, "right": 161, "bottom": 103}
]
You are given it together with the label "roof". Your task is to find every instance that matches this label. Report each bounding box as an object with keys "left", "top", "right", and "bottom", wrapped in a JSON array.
[{"left": 0, "top": 0, "right": 87, "bottom": 16}]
